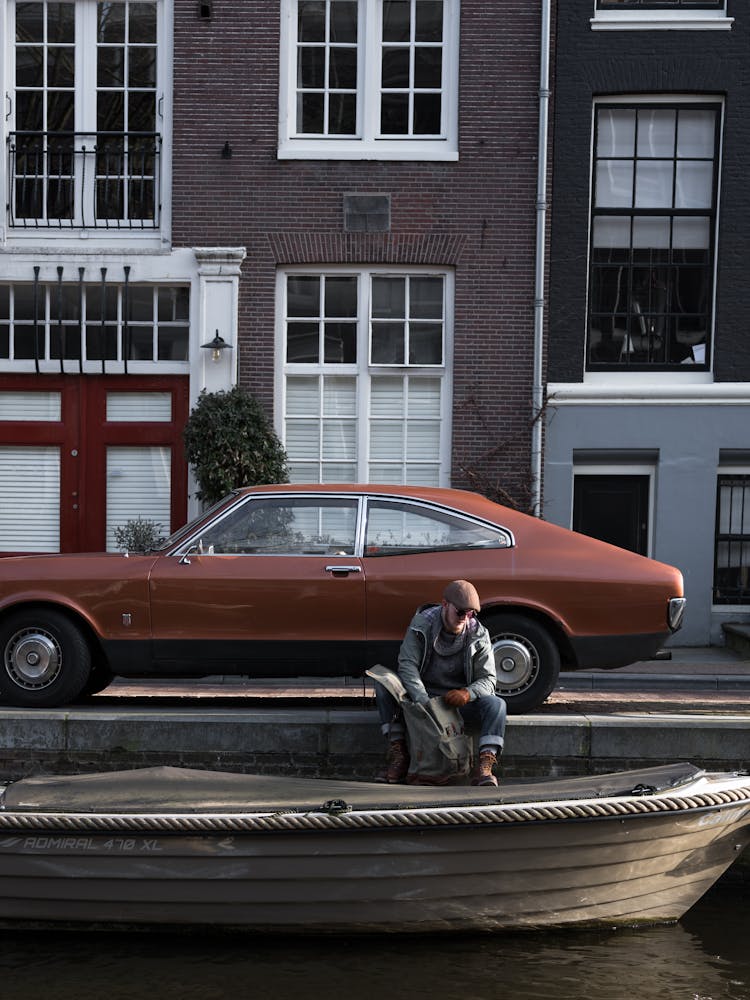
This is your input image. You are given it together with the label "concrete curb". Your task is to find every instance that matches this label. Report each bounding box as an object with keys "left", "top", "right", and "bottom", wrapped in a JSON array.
[
  {"left": 0, "top": 704, "right": 748, "bottom": 779},
  {"left": 558, "top": 671, "right": 750, "bottom": 691},
  {"left": 1, "top": 650, "right": 747, "bottom": 778}
]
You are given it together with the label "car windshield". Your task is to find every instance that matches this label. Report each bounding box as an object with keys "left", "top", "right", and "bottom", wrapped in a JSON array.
[{"left": 153, "top": 493, "right": 241, "bottom": 552}]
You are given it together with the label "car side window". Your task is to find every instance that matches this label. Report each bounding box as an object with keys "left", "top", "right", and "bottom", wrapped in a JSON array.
[
  {"left": 195, "top": 497, "right": 359, "bottom": 555},
  {"left": 364, "top": 499, "right": 511, "bottom": 555}
]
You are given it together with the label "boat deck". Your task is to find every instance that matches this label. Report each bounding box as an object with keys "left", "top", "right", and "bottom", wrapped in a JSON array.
[{"left": 0, "top": 761, "right": 707, "bottom": 813}]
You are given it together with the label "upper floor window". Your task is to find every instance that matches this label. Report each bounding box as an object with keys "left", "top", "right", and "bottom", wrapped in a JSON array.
[
  {"left": 278, "top": 0, "right": 459, "bottom": 160},
  {"left": 587, "top": 100, "right": 720, "bottom": 372},
  {"left": 5, "top": 0, "right": 165, "bottom": 233}
]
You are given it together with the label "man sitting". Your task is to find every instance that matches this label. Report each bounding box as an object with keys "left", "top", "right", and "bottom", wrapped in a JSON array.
[{"left": 374, "top": 579, "right": 507, "bottom": 787}]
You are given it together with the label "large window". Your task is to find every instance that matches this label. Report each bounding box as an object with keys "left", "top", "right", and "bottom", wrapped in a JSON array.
[
  {"left": 714, "top": 475, "right": 750, "bottom": 605},
  {"left": 7, "top": 0, "right": 163, "bottom": 230},
  {"left": 279, "top": 0, "right": 459, "bottom": 160},
  {"left": 0, "top": 280, "right": 189, "bottom": 371},
  {"left": 587, "top": 101, "right": 720, "bottom": 371},
  {"left": 279, "top": 268, "right": 451, "bottom": 485}
]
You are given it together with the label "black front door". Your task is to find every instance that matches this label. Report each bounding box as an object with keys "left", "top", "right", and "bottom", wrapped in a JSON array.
[{"left": 573, "top": 474, "right": 649, "bottom": 555}]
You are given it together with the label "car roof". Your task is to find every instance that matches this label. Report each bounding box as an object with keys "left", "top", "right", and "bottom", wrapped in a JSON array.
[
  {"left": 235, "top": 483, "right": 494, "bottom": 506},
  {"left": 233, "top": 483, "right": 511, "bottom": 522}
]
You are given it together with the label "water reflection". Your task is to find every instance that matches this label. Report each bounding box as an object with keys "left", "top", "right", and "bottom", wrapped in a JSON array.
[{"left": 0, "top": 886, "right": 748, "bottom": 1000}]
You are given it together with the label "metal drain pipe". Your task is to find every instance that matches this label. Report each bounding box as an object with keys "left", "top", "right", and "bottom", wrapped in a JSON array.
[{"left": 530, "top": 0, "right": 552, "bottom": 517}]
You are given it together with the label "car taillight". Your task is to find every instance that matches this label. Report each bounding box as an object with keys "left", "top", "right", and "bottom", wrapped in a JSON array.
[{"left": 668, "top": 597, "right": 686, "bottom": 632}]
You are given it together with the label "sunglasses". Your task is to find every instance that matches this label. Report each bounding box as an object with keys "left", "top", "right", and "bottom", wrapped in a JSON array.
[{"left": 450, "top": 603, "right": 476, "bottom": 619}]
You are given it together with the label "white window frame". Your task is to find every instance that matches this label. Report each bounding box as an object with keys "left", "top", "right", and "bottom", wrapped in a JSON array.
[
  {"left": 1, "top": 0, "right": 173, "bottom": 247},
  {"left": 275, "top": 265, "right": 454, "bottom": 484},
  {"left": 591, "top": 0, "right": 732, "bottom": 31},
  {"left": 712, "top": 466, "right": 750, "bottom": 610},
  {"left": 0, "top": 277, "right": 191, "bottom": 374},
  {"left": 278, "top": 0, "right": 459, "bottom": 161},
  {"left": 584, "top": 94, "right": 723, "bottom": 382}
]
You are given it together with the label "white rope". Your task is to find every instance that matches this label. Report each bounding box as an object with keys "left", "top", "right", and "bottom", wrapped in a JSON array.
[{"left": 1, "top": 782, "right": 749, "bottom": 835}]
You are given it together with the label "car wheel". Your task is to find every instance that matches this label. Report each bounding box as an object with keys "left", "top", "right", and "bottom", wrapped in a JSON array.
[
  {"left": 80, "top": 662, "right": 115, "bottom": 698},
  {"left": 0, "top": 609, "right": 92, "bottom": 708},
  {"left": 482, "top": 612, "right": 561, "bottom": 714}
]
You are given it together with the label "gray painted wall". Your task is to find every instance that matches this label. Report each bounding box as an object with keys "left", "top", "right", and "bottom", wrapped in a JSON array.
[
  {"left": 544, "top": 398, "right": 748, "bottom": 647},
  {"left": 545, "top": 1, "right": 749, "bottom": 649}
]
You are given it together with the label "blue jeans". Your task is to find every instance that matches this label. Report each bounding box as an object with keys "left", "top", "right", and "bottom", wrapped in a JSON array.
[{"left": 374, "top": 680, "right": 506, "bottom": 752}]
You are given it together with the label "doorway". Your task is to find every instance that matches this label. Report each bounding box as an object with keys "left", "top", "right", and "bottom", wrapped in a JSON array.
[
  {"left": 0, "top": 374, "right": 188, "bottom": 553},
  {"left": 573, "top": 474, "right": 650, "bottom": 556}
]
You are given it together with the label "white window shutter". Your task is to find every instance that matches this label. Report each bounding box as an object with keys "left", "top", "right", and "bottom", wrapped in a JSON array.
[
  {"left": 0, "top": 447, "right": 60, "bottom": 552},
  {"left": 106, "top": 446, "right": 171, "bottom": 551}
]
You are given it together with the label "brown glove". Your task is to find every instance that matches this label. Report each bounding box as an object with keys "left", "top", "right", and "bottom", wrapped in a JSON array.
[{"left": 444, "top": 688, "right": 471, "bottom": 707}]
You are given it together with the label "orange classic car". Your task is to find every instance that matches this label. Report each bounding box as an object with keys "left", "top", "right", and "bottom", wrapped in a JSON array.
[{"left": 0, "top": 484, "right": 685, "bottom": 712}]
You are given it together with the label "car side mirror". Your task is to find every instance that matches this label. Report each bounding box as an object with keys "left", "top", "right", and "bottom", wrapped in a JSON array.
[{"left": 179, "top": 541, "right": 201, "bottom": 565}]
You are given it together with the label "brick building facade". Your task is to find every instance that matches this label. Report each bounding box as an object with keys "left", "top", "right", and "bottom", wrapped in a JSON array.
[
  {"left": 171, "top": 0, "right": 547, "bottom": 509},
  {"left": 0, "top": 0, "right": 549, "bottom": 553}
]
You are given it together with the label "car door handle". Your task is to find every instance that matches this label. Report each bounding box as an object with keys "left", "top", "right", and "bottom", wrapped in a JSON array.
[{"left": 325, "top": 565, "right": 362, "bottom": 574}]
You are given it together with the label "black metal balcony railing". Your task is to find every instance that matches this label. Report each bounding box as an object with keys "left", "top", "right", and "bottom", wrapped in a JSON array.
[{"left": 7, "top": 131, "right": 162, "bottom": 231}]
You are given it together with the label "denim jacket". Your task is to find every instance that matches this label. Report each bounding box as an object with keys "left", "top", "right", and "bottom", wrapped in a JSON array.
[{"left": 397, "top": 604, "right": 497, "bottom": 705}]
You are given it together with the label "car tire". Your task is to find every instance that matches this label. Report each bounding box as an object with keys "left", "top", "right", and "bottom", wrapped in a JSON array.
[
  {"left": 0, "top": 608, "right": 92, "bottom": 708},
  {"left": 481, "top": 612, "right": 561, "bottom": 714},
  {"left": 80, "top": 662, "right": 115, "bottom": 698}
]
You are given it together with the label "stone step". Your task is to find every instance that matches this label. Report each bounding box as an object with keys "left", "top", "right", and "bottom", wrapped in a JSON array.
[{"left": 721, "top": 622, "right": 750, "bottom": 659}]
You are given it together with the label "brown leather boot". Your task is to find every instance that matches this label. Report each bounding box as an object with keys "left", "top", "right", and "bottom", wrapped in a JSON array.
[
  {"left": 376, "top": 739, "right": 410, "bottom": 783},
  {"left": 471, "top": 749, "right": 498, "bottom": 787}
]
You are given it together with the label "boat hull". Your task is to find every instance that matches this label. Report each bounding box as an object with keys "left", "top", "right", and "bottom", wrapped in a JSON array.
[{"left": 0, "top": 768, "right": 749, "bottom": 931}]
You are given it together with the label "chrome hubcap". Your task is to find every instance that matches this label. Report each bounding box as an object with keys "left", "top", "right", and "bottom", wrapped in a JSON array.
[
  {"left": 492, "top": 635, "right": 539, "bottom": 692},
  {"left": 5, "top": 628, "right": 61, "bottom": 689}
]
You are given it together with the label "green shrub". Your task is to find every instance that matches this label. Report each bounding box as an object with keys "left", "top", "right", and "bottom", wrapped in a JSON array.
[
  {"left": 113, "top": 517, "right": 166, "bottom": 553},
  {"left": 183, "top": 386, "right": 289, "bottom": 505}
]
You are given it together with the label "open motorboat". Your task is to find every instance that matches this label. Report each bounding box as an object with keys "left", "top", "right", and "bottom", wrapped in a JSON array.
[{"left": 0, "top": 762, "right": 748, "bottom": 932}]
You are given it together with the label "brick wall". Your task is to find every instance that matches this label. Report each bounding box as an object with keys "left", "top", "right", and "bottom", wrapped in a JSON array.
[
  {"left": 548, "top": 0, "right": 750, "bottom": 384},
  {"left": 171, "top": 1, "right": 545, "bottom": 507}
]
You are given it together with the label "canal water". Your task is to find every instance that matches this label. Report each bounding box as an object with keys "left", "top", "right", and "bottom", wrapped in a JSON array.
[{"left": 0, "top": 883, "right": 748, "bottom": 1000}]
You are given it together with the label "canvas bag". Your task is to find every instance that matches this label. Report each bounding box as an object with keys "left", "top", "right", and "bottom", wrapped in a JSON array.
[{"left": 367, "top": 665, "right": 472, "bottom": 784}]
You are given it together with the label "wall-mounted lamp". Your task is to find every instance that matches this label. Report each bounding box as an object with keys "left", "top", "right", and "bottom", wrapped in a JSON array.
[
  {"left": 200, "top": 330, "right": 233, "bottom": 363},
  {"left": 221, "top": 141, "right": 233, "bottom": 159},
  {"left": 199, "top": 1, "right": 212, "bottom": 18}
]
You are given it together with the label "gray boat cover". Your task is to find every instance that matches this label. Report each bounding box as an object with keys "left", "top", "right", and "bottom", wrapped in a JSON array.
[{"left": 0, "top": 762, "right": 703, "bottom": 814}]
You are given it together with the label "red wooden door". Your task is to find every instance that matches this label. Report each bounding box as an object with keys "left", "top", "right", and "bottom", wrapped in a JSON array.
[{"left": 0, "top": 374, "right": 188, "bottom": 553}]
